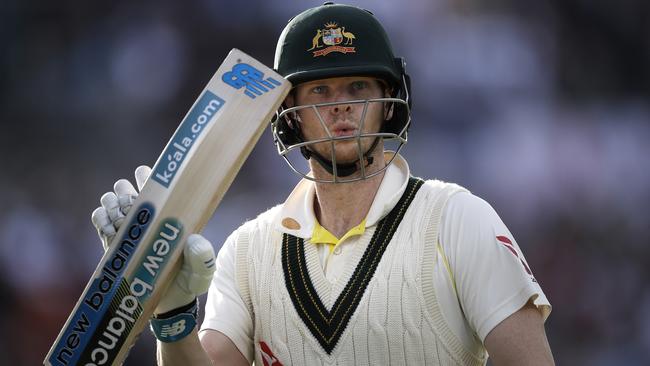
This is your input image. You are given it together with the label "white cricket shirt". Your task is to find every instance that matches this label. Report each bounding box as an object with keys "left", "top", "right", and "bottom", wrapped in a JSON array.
[{"left": 201, "top": 154, "right": 551, "bottom": 363}]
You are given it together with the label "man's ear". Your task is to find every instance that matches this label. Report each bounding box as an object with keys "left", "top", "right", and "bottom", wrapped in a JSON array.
[
  {"left": 382, "top": 84, "right": 394, "bottom": 120},
  {"left": 281, "top": 90, "right": 301, "bottom": 128},
  {"left": 284, "top": 92, "right": 295, "bottom": 108},
  {"left": 384, "top": 102, "right": 394, "bottom": 121},
  {"left": 384, "top": 88, "right": 394, "bottom": 121},
  {"left": 379, "top": 81, "right": 392, "bottom": 99}
]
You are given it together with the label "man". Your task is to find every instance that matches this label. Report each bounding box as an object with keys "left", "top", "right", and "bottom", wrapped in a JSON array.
[{"left": 92, "top": 3, "right": 553, "bottom": 365}]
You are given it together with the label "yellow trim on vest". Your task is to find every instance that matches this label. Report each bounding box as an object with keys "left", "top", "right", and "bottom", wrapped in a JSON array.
[
  {"left": 311, "top": 219, "right": 367, "bottom": 255},
  {"left": 436, "top": 240, "right": 459, "bottom": 299}
]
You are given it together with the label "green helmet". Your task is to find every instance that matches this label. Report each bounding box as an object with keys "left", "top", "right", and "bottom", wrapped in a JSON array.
[
  {"left": 275, "top": 2, "right": 406, "bottom": 88},
  {"left": 272, "top": 2, "right": 412, "bottom": 183}
]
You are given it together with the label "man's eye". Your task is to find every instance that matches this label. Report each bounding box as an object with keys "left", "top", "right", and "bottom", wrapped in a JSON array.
[
  {"left": 351, "top": 81, "right": 367, "bottom": 90},
  {"left": 311, "top": 86, "right": 326, "bottom": 94}
]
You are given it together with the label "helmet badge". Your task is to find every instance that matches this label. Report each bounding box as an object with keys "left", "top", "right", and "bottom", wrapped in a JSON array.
[{"left": 307, "top": 22, "right": 356, "bottom": 57}]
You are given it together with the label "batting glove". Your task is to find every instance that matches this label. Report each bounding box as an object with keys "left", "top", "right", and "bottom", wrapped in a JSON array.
[{"left": 90, "top": 165, "right": 216, "bottom": 317}]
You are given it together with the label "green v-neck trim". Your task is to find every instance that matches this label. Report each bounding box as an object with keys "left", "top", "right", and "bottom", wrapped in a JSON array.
[{"left": 281, "top": 177, "right": 425, "bottom": 354}]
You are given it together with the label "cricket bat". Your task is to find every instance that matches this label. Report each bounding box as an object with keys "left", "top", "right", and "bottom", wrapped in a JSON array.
[{"left": 44, "top": 48, "right": 291, "bottom": 366}]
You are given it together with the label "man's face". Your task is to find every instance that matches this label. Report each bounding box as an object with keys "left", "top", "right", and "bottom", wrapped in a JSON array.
[{"left": 286, "top": 76, "right": 390, "bottom": 164}]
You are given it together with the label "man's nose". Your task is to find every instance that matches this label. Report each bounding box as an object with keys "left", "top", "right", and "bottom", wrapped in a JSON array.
[
  {"left": 331, "top": 103, "right": 353, "bottom": 114},
  {"left": 329, "top": 91, "right": 355, "bottom": 115}
]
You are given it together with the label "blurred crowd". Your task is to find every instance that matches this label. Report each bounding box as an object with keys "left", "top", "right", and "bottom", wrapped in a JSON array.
[{"left": 1, "top": 0, "right": 648, "bottom": 365}]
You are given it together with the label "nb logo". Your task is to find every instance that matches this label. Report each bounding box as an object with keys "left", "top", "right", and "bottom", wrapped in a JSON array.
[
  {"left": 160, "top": 319, "right": 186, "bottom": 338},
  {"left": 223, "top": 63, "right": 281, "bottom": 99}
]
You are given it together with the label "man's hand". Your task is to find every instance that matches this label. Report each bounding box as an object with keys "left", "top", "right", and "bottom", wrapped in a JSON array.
[{"left": 90, "top": 166, "right": 216, "bottom": 314}]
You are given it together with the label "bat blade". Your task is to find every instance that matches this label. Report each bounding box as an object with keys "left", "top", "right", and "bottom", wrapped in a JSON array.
[{"left": 44, "top": 48, "right": 291, "bottom": 366}]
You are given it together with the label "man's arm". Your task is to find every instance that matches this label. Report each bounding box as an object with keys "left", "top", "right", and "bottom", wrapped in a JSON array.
[
  {"left": 200, "top": 329, "right": 250, "bottom": 365},
  {"left": 156, "top": 329, "right": 249, "bottom": 365},
  {"left": 484, "top": 301, "right": 554, "bottom": 366},
  {"left": 157, "top": 329, "right": 212, "bottom": 365}
]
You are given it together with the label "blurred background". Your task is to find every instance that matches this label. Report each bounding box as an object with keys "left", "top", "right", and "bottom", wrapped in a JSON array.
[{"left": 1, "top": 0, "right": 649, "bottom": 364}]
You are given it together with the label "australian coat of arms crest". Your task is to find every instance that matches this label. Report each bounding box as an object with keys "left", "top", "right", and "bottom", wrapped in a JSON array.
[{"left": 307, "top": 22, "right": 356, "bottom": 57}]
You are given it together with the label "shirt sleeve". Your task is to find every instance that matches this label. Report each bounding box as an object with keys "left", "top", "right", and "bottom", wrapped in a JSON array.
[
  {"left": 440, "top": 191, "right": 551, "bottom": 342},
  {"left": 200, "top": 228, "right": 254, "bottom": 363}
]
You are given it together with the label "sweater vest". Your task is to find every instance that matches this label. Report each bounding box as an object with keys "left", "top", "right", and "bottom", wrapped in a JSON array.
[{"left": 235, "top": 179, "right": 488, "bottom": 365}]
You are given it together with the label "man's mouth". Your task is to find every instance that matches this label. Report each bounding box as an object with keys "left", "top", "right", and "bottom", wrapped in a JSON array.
[
  {"left": 332, "top": 128, "right": 358, "bottom": 137},
  {"left": 330, "top": 123, "right": 358, "bottom": 137}
]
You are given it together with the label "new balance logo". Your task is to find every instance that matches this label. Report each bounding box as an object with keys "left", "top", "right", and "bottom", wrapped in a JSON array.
[
  {"left": 160, "top": 319, "right": 187, "bottom": 338},
  {"left": 222, "top": 63, "right": 281, "bottom": 99}
]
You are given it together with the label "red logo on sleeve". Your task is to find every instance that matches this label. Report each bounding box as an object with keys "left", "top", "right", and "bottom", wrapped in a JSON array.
[
  {"left": 496, "top": 235, "right": 536, "bottom": 280},
  {"left": 260, "top": 341, "right": 283, "bottom": 366}
]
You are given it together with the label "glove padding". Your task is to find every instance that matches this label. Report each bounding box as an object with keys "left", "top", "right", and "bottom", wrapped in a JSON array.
[{"left": 91, "top": 165, "right": 216, "bottom": 314}]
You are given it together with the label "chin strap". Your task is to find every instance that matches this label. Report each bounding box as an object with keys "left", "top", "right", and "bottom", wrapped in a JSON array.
[{"left": 300, "top": 137, "right": 380, "bottom": 178}]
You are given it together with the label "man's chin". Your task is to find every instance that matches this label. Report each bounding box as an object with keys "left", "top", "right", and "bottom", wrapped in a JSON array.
[
  {"left": 327, "top": 151, "right": 370, "bottom": 166},
  {"left": 310, "top": 139, "right": 378, "bottom": 163}
]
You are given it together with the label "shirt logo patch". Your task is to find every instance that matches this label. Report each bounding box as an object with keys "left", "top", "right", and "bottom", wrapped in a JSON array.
[
  {"left": 496, "top": 235, "right": 536, "bottom": 281},
  {"left": 259, "top": 341, "right": 283, "bottom": 366}
]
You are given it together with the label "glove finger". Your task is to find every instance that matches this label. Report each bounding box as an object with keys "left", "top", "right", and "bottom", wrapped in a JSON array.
[
  {"left": 184, "top": 234, "right": 216, "bottom": 273},
  {"left": 135, "top": 165, "right": 152, "bottom": 191},
  {"left": 154, "top": 234, "right": 214, "bottom": 314},
  {"left": 181, "top": 234, "right": 216, "bottom": 294},
  {"left": 91, "top": 206, "right": 116, "bottom": 237},
  {"left": 101, "top": 191, "right": 125, "bottom": 229},
  {"left": 113, "top": 179, "right": 138, "bottom": 215},
  {"left": 91, "top": 206, "right": 115, "bottom": 251}
]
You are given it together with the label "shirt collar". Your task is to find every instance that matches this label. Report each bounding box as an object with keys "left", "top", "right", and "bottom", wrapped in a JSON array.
[
  {"left": 275, "top": 152, "right": 410, "bottom": 238},
  {"left": 312, "top": 218, "right": 366, "bottom": 248}
]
